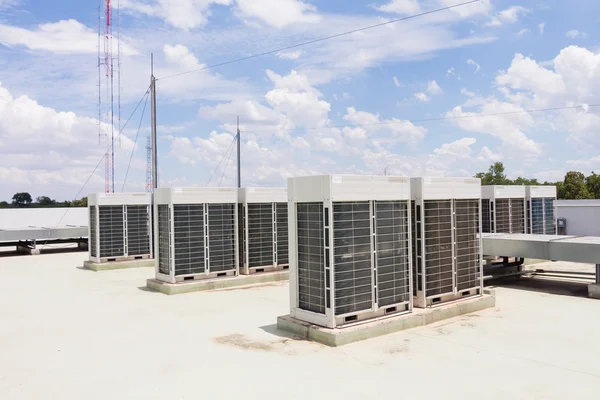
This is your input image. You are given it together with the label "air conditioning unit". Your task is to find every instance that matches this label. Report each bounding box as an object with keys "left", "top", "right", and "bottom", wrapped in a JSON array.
[
  {"left": 288, "top": 175, "right": 412, "bottom": 328},
  {"left": 88, "top": 193, "right": 153, "bottom": 263},
  {"left": 411, "top": 177, "right": 482, "bottom": 307},
  {"left": 526, "top": 186, "right": 557, "bottom": 235},
  {"left": 481, "top": 185, "right": 527, "bottom": 234},
  {"left": 154, "top": 187, "right": 239, "bottom": 283},
  {"left": 238, "top": 188, "right": 288, "bottom": 275}
]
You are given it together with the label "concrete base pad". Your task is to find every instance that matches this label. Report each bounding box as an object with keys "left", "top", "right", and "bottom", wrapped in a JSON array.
[
  {"left": 588, "top": 284, "right": 600, "bottom": 299},
  {"left": 146, "top": 271, "right": 289, "bottom": 295},
  {"left": 277, "top": 290, "right": 496, "bottom": 347},
  {"left": 83, "top": 259, "right": 155, "bottom": 271}
]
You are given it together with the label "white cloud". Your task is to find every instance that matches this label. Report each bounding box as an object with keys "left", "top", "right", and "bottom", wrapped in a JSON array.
[
  {"left": 439, "top": 0, "right": 492, "bottom": 18},
  {"left": 460, "top": 88, "right": 475, "bottom": 97},
  {"left": 235, "top": 0, "right": 321, "bottom": 29},
  {"left": 467, "top": 59, "right": 480, "bottom": 73},
  {"left": 447, "top": 67, "right": 456, "bottom": 76},
  {"left": 0, "top": 0, "right": 19, "bottom": 8},
  {"left": 0, "top": 19, "right": 138, "bottom": 55},
  {"left": 538, "top": 23, "right": 545, "bottom": 35},
  {"left": 517, "top": 29, "right": 530, "bottom": 37},
  {"left": 277, "top": 50, "right": 303, "bottom": 60},
  {"left": 427, "top": 80, "right": 442, "bottom": 95},
  {"left": 486, "top": 6, "right": 529, "bottom": 27},
  {"left": 393, "top": 76, "right": 403, "bottom": 87},
  {"left": 566, "top": 30, "right": 587, "bottom": 39},
  {"left": 375, "top": 0, "right": 421, "bottom": 15},
  {"left": 414, "top": 92, "right": 430, "bottom": 102}
]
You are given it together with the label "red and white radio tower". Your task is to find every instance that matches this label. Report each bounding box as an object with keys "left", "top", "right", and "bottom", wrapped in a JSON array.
[{"left": 98, "top": 0, "right": 121, "bottom": 193}]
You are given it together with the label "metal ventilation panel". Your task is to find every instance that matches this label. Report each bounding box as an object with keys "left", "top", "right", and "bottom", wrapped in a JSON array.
[
  {"left": 332, "top": 201, "right": 372, "bottom": 316},
  {"left": 276, "top": 202, "right": 289, "bottom": 265},
  {"left": 375, "top": 201, "right": 410, "bottom": 307},
  {"left": 207, "top": 203, "right": 236, "bottom": 272},
  {"left": 544, "top": 198, "right": 556, "bottom": 234},
  {"left": 247, "top": 203, "right": 274, "bottom": 268},
  {"left": 495, "top": 199, "right": 511, "bottom": 233},
  {"left": 531, "top": 198, "right": 544, "bottom": 234},
  {"left": 296, "top": 203, "right": 325, "bottom": 314},
  {"left": 173, "top": 204, "right": 205, "bottom": 276},
  {"left": 411, "top": 201, "right": 421, "bottom": 293},
  {"left": 238, "top": 203, "right": 245, "bottom": 269},
  {"left": 98, "top": 205, "right": 124, "bottom": 258},
  {"left": 455, "top": 199, "right": 481, "bottom": 291},
  {"left": 423, "top": 200, "right": 453, "bottom": 297},
  {"left": 481, "top": 199, "right": 491, "bottom": 233},
  {"left": 126, "top": 205, "right": 150, "bottom": 256},
  {"left": 157, "top": 204, "right": 171, "bottom": 275},
  {"left": 510, "top": 199, "right": 525, "bottom": 234},
  {"left": 89, "top": 206, "right": 97, "bottom": 258}
]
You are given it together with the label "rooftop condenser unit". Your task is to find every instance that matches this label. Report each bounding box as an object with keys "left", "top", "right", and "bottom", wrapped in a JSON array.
[
  {"left": 288, "top": 175, "right": 412, "bottom": 328},
  {"left": 88, "top": 193, "right": 153, "bottom": 263},
  {"left": 411, "top": 177, "right": 482, "bottom": 307},
  {"left": 154, "top": 187, "right": 239, "bottom": 284},
  {"left": 238, "top": 188, "right": 288, "bottom": 275},
  {"left": 481, "top": 185, "right": 526, "bottom": 234},
  {"left": 526, "top": 186, "right": 557, "bottom": 235}
]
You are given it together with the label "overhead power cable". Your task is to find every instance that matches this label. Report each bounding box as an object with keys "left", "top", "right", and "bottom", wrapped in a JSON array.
[
  {"left": 206, "top": 134, "right": 237, "bottom": 186},
  {"left": 122, "top": 91, "right": 150, "bottom": 192},
  {"left": 157, "top": 0, "right": 480, "bottom": 81},
  {"left": 218, "top": 137, "right": 237, "bottom": 187}
]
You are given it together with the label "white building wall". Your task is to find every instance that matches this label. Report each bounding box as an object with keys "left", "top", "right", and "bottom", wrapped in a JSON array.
[
  {"left": 557, "top": 200, "right": 600, "bottom": 236},
  {"left": 0, "top": 208, "right": 88, "bottom": 229}
]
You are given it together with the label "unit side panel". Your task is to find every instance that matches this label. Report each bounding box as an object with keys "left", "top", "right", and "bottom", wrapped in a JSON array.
[
  {"left": 544, "top": 198, "right": 556, "bottom": 234},
  {"left": 276, "top": 202, "right": 289, "bottom": 265},
  {"left": 481, "top": 199, "right": 491, "bottom": 233},
  {"left": 247, "top": 203, "right": 274, "bottom": 268},
  {"left": 423, "top": 200, "right": 454, "bottom": 296},
  {"left": 454, "top": 199, "right": 481, "bottom": 291},
  {"left": 157, "top": 204, "right": 171, "bottom": 275},
  {"left": 207, "top": 203, "right": 236, "bottom": 272},
  {"left": 173, "top": 204, "right": 205, "bottom": 275},
  {"left": 89, "top": 206, "right": 97, "bottom": 258},
  {"left": 98, "top": 205, "right": 125, "bottom": 258}
]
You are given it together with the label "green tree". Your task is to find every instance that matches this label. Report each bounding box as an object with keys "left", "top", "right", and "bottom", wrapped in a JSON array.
[
  {"left": 72, "top": 197, "right": 88, "bottom": 207},
  {"left": 11, "top": 192, "right": 33, "bottom": 207},
  {"left": 35, "top": 196, "right": 56, "bottom": 207},
  {"left": 561, "top": 171, "right": 592, "bottom": 199},
  {"left": 512, "top": 177, "right": 540, "bottom": 186},
  {"left": 474, "top": 162, "right": 511, "bottom": 185},
  {"left": 0, "top": 201, "right": 9, "bottom": 208},
  {"left": 585, "top": 172, "right": 600, "bottom": 199}
]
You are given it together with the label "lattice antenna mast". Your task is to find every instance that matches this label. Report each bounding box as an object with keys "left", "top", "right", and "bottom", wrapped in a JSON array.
[{"left": 146, "top": 135, "right": 153, "bottom": 192}]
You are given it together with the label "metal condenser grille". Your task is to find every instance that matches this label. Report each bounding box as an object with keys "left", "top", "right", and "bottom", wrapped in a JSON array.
[
  {"left": 238, "top": 204, "right": 245, "bottom": 269},
  {"left": 333, "top": 201, "right": 372, "bottom": 316},
  {"left": 531, "top": 198, "right": 544, "bottom": 234},
  {"left": 276, "top": 203, "right": 289, "bottom": 265},
  {"left": 423, "top": 200, "right": 453, "bottom": 297},
  {"left": 481, "top": 199, "right": 491, "bottom": 233},
  {"left": 157, "top": 204, "right": 171, "bottom": 275},
  {"left": 247, "top": 203, "right": 274, "bottom": 268},
  {"left": 98, "top": 205, "right": 124, "bottom": 258},
  {"left": 89, "top": 206, "right": 97, "bottom": 257},
  {"left": 495, "top": 199, "right": 511, "bottom": 233},
  {"left": 297, "top": 203, "right": 325, "bottom": 314},
  {"left": 455, "top": 199, "right": 481, "bottom": 291},
  {"left": 544, "top": 198, "right": 555, "bottom": 234},
  {"left": 126, "top": 205, "right": 150, "bottom": 256},
  {"left": 510, "top": 199, "right": 525, "bottom": 234},
  {"left": 376, "top": 201, "right": 410, "bottom": 307},
  {"left": 173, "top": 204, "right": 205, "bottom": 276},
  {"left": 208, "top": 204, "right": 236, "bottom": 272}
]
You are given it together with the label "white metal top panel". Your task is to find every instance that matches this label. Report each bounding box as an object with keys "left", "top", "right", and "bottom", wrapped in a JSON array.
[
  {"left": 411, "top": 177, "right": 481, "bottom": 200},
  {"left": 557, "top": 199, "right": 600, "bottom": 207},
  {"left": 89, "top": 192, "right": 152, "bottom": 206},
  {"left": 154, "top": 187, "right": 237, "bottom": 205},
  {"left": 481, "top": 185, "right": 526, "bottom": 200},
  {"left": 238, "top": 187, "right": 287, "bottom": 203},
  {"left": 288, "top": 175, "right": 410, "bottom": 202},
  {"left": 0, "top": 207, "right": 88, "bottom": 230},
  {"left": 526, "top": 185, "right": 557, "bottom": 198}
]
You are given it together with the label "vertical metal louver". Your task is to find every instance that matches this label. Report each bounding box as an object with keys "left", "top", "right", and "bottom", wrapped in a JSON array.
[
  {"left": 531, "top": 198, "right": 544, "bottom": 234},
  {"left": 98, "top": 205, "right": 125, "bottom": 258},
  {"left": 208, "top": 204, "right": 236, "bottom": 272},
  {"left": 544, "top": 198, "right": 555, "bottom": 234},
  {"left": 412, "top": 201, "right": 422, "bottom": 293},
  {"left": 481, "top": 199, "right": 491, "bottom": 233},
  {"left": 157, "top": 204, "right": 171, "bottom": 275},
  {"left": 126, "top": 205, "right": 150, "bottom": 256},
  {"left": 510, "top": 199, "right": 525, "bottom": 234},
  {"left": 332, "top": 201, "right": 372, "bottom": 316},
  {"left": 296, "top": 203, "right": 325, "bottom": 314},
  {"left": 375, "top": 201, "right": 410, "bottom": 307},
  {"left": 494, "top": 199, "right": 511, "bottom": 233},
  {"left": 89, "top": 206, "right": 97, "bottom": 258},
  {"left": 173, "top": 204, "right": 205, "bottom": 276},
  {"left": 238, "top": 204, "right": 245, "bottom": 269},
  {"left": 423, "top": 200, "right": 454, "bottom": 297},
  {"left": 247, "top": 203, "right": 274, "bottom": 268},
  {"left": 276, "top": 203, "right": 289, "bottom": 265},
  {"left": 454, "top": 200, "right": 481, "bottom": 291}
]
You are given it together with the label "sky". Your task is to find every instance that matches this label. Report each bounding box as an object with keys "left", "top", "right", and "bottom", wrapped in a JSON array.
[{"left": 0, "top": 0, "right": 599, "bottom": 201}]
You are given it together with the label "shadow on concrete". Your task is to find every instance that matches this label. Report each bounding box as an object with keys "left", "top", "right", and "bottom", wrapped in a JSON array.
[
  {"left": 137, "top": 285, "right": 161, "bottom": 293},
  {"left": 0, "top": 247, "right": 86, "bottom": 258},
  {"left": 259, "top": 323, "right": 303, "bottom": 340},
  {"left": 495, "top": 276, "right": 590, "bottom": 298},
  {"left": 76, "top": 265, "right": 94, "bottom": 272}
]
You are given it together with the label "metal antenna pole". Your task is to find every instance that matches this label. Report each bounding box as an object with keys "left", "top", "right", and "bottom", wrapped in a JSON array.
[
  {"left": 237, "top": 116, "right": 241, "bottom": 188},
  {"left": 151, "top": 53, "right": 158, "bottom": 191}
]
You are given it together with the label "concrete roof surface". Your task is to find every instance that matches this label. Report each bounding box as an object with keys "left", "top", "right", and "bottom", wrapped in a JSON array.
[{"left": 1, "top": 252, "right": 600, "bottom": 399}]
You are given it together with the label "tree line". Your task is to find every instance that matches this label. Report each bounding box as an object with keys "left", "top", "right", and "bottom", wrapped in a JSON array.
[
  {"left": 0, "top": 193, "right": 88, "bottom": 208},
  {"left": 475, "top": 162, "right": 600, "bottom": 200}
]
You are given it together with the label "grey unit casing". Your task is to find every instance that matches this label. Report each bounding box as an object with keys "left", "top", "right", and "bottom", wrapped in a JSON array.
[
  {"left": 288, "top": 175, "right": 413, "bottom": 329},
  {"left": 154, "top": 187, "right": 239, "bottom": 284},
  {"left": 526, "top": 186, "right": 557, "bottom": 235},
  {"left": 238, "top": 188, "right": 288, "bottom": 275},
  {"left": 411, "top": 177, "right": 483, "bottom": 308},
  {"left": 481, "top": 185, "right": 527, "bottom": 234},
  {"left": 88, "top": 193, "right": 153, "bottom": 263}
]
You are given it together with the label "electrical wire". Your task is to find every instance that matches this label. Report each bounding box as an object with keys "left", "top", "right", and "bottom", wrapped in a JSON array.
[
  {"left": 241, "top": 103, "right": 600, "bottom": 134},
  {"left": 205, "top": 134, "right": 237, "bottom": 186},
  {"left": 218, "top": 135, "right": 237, "bottom": 187},
  {"left": 157, "top": 0, "right": 480, "bottom": 81},
  {"left": 121, "top": 91, "right": 150, "bottom": 192}
]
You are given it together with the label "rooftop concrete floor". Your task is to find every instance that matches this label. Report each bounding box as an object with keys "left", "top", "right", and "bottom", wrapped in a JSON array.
[{"left": 1, "top": 252, "right": 600, "bottom": 399}]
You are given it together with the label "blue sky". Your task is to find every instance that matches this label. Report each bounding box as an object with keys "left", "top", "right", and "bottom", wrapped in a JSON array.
[{"left": 0, "top": 0, "right": 599, "bottom": 201}]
